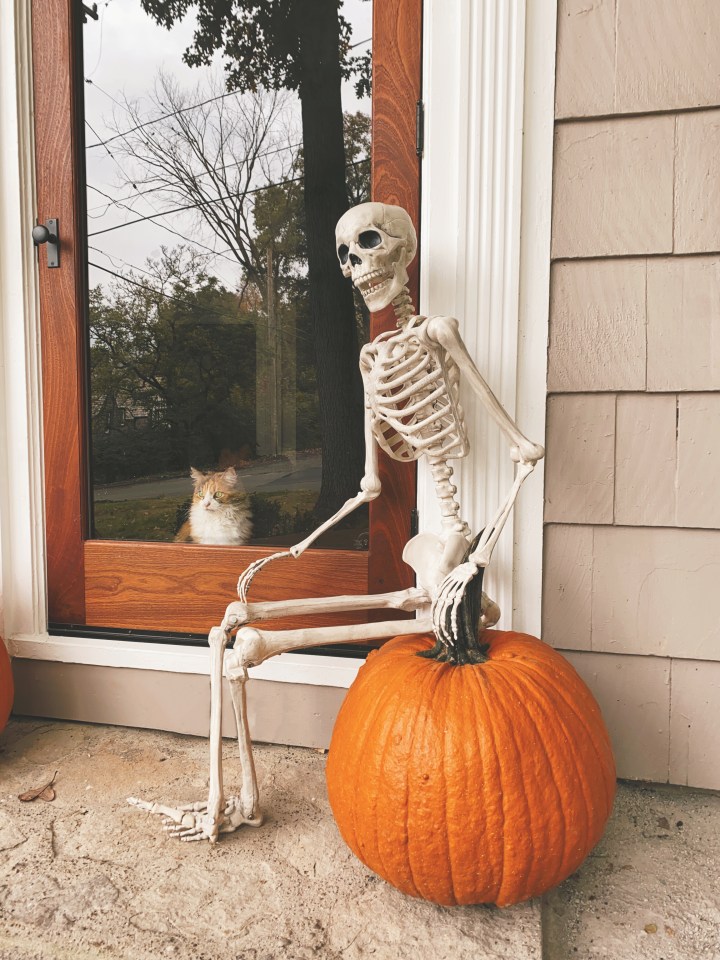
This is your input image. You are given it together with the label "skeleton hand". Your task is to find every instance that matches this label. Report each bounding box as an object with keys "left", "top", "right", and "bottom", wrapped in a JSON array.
[
  {"left": 237, "top": 550, "right": 292, "bottom": 601},
  {"left": 430, "top": 561, "right": 489, "bottom": 664}
]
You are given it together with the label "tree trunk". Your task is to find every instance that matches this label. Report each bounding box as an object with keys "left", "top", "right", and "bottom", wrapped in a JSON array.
[{"left": 296, "top": 0, "right": 365, "bottom": 518}]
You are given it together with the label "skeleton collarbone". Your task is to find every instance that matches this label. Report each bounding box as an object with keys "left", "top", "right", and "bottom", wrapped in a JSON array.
[{"left": 362, "top": 315, "right": 469, "bottom": 463}]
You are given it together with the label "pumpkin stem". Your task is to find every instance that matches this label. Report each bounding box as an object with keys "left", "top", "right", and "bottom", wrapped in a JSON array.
[{"left": 420, "top": 530, "right": 491, "bottom": 665}]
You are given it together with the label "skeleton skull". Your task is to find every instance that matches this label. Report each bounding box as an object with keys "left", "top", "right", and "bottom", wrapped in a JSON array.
[{"left": 336, "top": 202, "right": 417, "bottom": 312}]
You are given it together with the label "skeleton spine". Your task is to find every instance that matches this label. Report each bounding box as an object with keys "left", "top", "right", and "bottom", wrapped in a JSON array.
[
  {"left": 428, "top": 457, "right": 470, "bottom": 537},
  {"left": 392, "top": 288, "right": 415, "bottom": 325}
]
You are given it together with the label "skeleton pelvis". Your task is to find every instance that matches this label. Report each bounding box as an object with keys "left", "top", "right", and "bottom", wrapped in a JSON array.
[{"left": 402, "top": 532, "right": 469, "bottom": 594}]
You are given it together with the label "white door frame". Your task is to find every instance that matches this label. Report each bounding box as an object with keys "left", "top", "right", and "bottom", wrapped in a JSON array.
[{"left": 0, "top": 0, "right": 555, "bottom": 729}]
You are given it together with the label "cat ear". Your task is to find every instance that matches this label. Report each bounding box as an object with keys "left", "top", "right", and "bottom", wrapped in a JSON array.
[
  {"left": 221, "top": 466, "right": 238, "bottom": 487},
  {"left": 190, "top": 467, "right": 204, "bottom": 484}
]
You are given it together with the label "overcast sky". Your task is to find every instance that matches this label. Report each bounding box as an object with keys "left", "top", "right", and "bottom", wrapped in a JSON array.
[{"left": 83, "top": 0, "right": 372, "bottom": 292}]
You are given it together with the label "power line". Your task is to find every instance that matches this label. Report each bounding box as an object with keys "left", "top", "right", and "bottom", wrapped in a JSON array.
[
  {"left": 85, "top": 117, "right": 133, "bottom": 186},
  {"left": 86, "top": 138, "right": 302, "bottom": 213},
  {"left": 85, "top": 87, "right": 244, "bottom": 151},
  {"left": 88, "top": 244, "right": 162, "bottom": 281},
  {"left": 86, "top": 183, "right": 240, "bottom": 265},
  {"left": 89, "top": 260, "right": 245, "bottom": 319},
  {"left": 87, "top": 157, "right": 369, "bottom": 238},
  {"left": 84, "top": 34, "right": 371, "bottom": 152}
]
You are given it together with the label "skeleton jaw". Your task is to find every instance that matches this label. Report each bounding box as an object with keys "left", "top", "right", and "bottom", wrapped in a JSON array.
[{"left": 354, "top": 261, "right": 408, "bottom": 313}]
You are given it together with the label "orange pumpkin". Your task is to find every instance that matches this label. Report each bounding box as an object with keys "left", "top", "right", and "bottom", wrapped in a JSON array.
[
  {"left": 0, "top": 640, "right": 13, "bottom": 734},
  {"left": 326, "top": 631, "right": 615, "bottom": 907}
]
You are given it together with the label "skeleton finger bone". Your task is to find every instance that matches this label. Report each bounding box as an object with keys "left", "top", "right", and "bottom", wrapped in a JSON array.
[
  {"left": 237, "top": 551, "right": 292, "bottom": 601},
  {"left": 431, "top": 561, "right": 480, "bottom": 657}
]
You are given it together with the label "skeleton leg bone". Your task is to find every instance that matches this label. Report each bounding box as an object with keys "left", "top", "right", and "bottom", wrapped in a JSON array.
[
  {"left": 129, "top": 596, "right": 433, "bottom": 841},
  {"left": 221, "top": 585, "right": 431, "bottom": 636},
  {"left": 128, "top": 624, "right": 237, "bottom": 843}
]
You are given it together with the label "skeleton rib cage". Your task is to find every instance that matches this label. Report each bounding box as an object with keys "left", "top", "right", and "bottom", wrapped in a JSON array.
[{"left": 362, "top": 316, "right": 469, "bottom": 464}]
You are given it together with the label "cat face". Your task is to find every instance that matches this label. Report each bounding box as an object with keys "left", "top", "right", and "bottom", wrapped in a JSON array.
[{"left": 190, "top": 466, "right": 242, "bottom": 512}]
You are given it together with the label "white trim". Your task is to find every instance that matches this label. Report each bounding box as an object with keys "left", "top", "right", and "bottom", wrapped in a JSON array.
[
  {"left": 0, "top": 0, "right": 48, "bottom": 643},
  {"left": 513, "top": 0, "right": 556, "bottom": 634},
  {"left": 419, "top": 0, "right": 554, "bottom": 632},
  {"left": 8, "top": 634, "right": 364, "bottom": 687},
  {"left": 0, "top": 0, "right": 555, "bottom": 700}
]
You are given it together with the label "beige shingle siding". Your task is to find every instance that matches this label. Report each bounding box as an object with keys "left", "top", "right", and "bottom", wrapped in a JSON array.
[{"left": 545, "top": 0, "right": 720, "bottom": 787}]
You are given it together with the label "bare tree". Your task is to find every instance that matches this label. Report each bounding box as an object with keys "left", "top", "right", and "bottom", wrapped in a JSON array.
[
  {"left": 108, "top": 74, "right": 298, "bottom": 306},
  {"left": 105, "top": 72, "right": 369, "bottom": 514}
]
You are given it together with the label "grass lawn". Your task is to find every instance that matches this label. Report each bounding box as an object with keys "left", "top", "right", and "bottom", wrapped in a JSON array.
[{"left": 92, "top": 490, "right": 320, "bottom": 543}]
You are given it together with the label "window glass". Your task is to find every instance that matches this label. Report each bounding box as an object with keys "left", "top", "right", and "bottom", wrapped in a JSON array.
[{"left": 83, "top": 0, "right": 372, "bottom": 550}]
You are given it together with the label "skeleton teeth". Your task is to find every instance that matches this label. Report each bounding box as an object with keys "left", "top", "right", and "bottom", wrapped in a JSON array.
[{"left": 355, "top": 270, "right": 391, "bottom": 295}]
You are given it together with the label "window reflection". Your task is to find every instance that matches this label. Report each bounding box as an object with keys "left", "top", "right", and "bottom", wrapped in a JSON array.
[{"left": 84, "top": 0, "right": 372, "bottom": 548}]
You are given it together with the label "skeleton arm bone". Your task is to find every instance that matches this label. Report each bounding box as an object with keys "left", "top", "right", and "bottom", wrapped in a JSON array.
[
  {"left": 287, "top": 376, "right": 381, "bottom": 559},
  {"left": 426, "top": 316, "right": 545, "bottom": 464},
  {"left": 236, "top": 377, "right": 380, "bottom": 597}
]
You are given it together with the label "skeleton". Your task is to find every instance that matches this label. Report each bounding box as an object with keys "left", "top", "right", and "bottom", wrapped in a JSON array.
[{"left": 129, "top": 201, "right": 544, "bottom": 842}]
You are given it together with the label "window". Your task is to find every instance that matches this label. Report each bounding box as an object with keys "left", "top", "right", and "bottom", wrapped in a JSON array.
[{"left": 34, "top": 0, "right": 421, "bottom": 638}]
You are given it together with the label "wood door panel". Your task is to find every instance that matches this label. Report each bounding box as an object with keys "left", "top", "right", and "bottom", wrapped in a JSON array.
[
  {"left": 368, "top": 0, "right": 422, "bottom": 597},
  {"left": 33, "top": 0, "right": 88, "bottom": 623},
  {"left": 84, "top": 542, "right": 368, "bottom": 634},
  {"left": 35, "top": 0, "right": 422, "bottom": 636}
]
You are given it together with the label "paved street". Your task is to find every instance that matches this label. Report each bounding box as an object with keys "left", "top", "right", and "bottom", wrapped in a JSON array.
[{"left": 93, "top": 453, "right": 322, "bottom": 502}]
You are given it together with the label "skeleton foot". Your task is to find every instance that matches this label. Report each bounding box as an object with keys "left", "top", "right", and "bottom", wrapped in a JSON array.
[{"left": 128, "top": 796, "right": 263, "bottom": 843}]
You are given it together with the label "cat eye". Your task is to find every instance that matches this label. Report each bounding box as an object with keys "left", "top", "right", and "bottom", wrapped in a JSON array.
[{"left": 213, "top": 492, "right": 224, "bottom": 500}]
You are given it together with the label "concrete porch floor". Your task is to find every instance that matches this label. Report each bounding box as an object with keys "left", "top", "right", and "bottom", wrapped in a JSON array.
[{"left": 0, "top": 718, "right": 718, "bottom": 960}]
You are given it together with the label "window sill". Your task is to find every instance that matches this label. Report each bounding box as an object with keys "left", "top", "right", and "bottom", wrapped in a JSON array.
[{"left": 8, "top": 633, "right": 364, "bottom": 688}]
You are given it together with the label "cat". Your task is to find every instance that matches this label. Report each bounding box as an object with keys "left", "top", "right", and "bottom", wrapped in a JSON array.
[{"left": 175, "top": 466, "right": 252, "bottom": 545}]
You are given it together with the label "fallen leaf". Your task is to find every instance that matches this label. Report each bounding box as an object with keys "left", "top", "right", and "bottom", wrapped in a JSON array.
[
  {"left": 644, "top": 923, "right": 658, "bottom": 935},
  {"left": 665, "top": 925, "right": 675, "bottom": 937},
  {"left": 656, "top": 816, "right": 670, "bottom": 831},
  {"left": 18, "top": 771, "right": 58, "bottom": 803}
]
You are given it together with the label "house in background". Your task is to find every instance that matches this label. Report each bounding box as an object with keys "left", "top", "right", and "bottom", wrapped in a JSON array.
[{"left": 0, "top": 0, "right": 717, "bottom": 800}]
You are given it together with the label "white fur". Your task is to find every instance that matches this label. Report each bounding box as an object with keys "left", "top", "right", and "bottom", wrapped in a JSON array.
[
  {"left": 188, "top": 467, "right": 252, "bottom": 545},
  {"left": 189, "top": 497, "right": 252, "bottom": 545}
]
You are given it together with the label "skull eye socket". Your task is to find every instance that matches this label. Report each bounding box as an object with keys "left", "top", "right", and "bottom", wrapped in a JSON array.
[
  {"left": 338, "top": 244, "right": 349, "bottom": 264},
  {"left": 358, "top": 230, "right": 382, "bottom": 249}
]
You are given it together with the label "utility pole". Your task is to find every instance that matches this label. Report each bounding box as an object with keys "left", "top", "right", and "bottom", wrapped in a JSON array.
[{"left": 266, "top": 245, "right": 281, "bottom": 456}]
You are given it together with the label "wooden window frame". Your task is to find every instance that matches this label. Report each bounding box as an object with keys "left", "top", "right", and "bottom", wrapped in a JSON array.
[{"left": 33, "top": 0, "right": 422, "bottom": 637}]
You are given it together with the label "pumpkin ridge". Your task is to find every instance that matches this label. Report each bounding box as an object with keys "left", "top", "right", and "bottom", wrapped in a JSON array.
[
  {"left": 480, "top": 663, "right": 538, "bottom": 905},
  {"left": 468, "top": 662, "right": 509, "bottom": 904},
  {"left": 511, "top": 661, "right": 601, "bottom": 862},
  {"left": 453, "top": 660, "right": 490, "bottom": 902},
  {"left": 470, "top": 665, "right": 505, "bottom": 903},
  {"left": 333, "top": 650, "right": 413, "bottom": 860},
  {"left": 517, "top": 658, "right": 615, "bottom": 819},
  {"left": 394, "top": 654, "right": 441, "bottom": 898},
  {"left": 407, "top": 659, "right": 455, "bottom": 903},
  {"left": 369, "top": 644, "right": 443, "bottom": 896},
  {"left": 486, "top": 663, "right": 562, "bottom": 899},
  {"left": 495, "top": 662, "right": 580, "bottom": 888},
  {"left": 361, "top": 659, "right": 419, "bottom": 884},
  {"left": 441, "top": 663, "right": 463, "bottom": 905}
]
